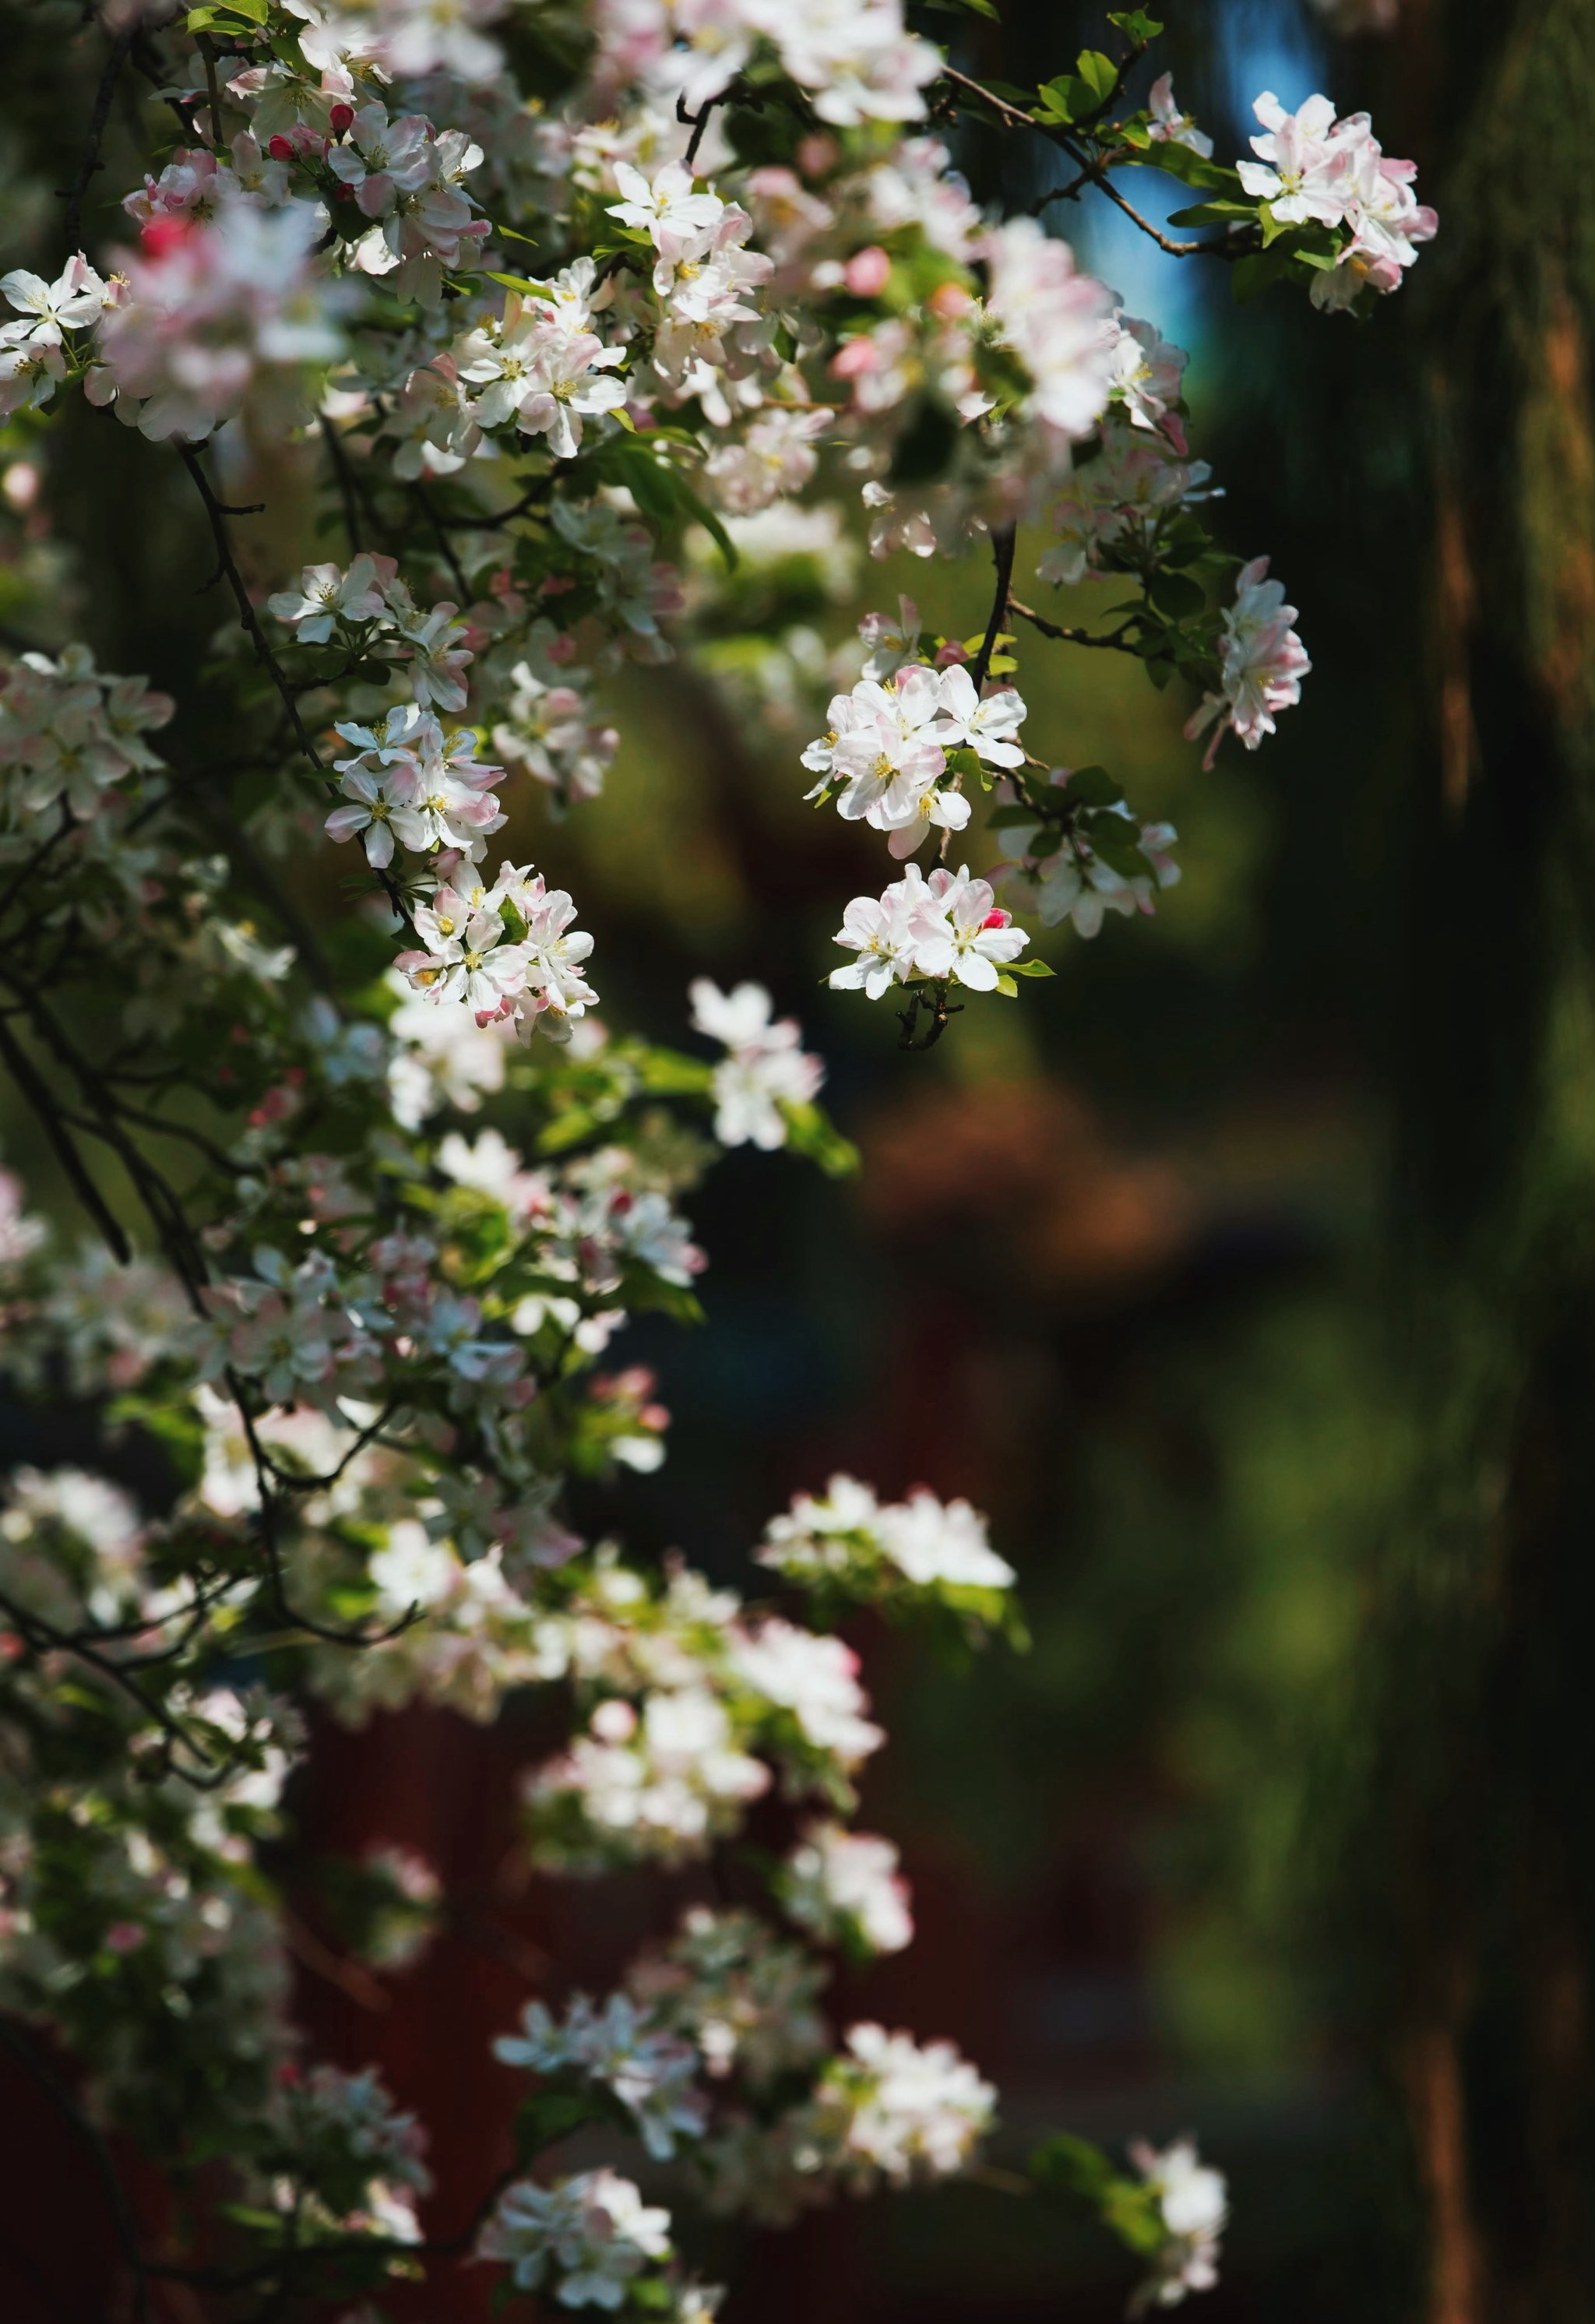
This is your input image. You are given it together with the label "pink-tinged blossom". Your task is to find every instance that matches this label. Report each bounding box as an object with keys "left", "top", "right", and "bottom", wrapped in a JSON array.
[
  {"left": 1038, "top": 426, "right": 1213, "bottom": 587},
  {"left": 1107, "top": 312, "right": 1190, "bottom": 451},
  {"left": 1148, "top": 74, "right": 1213, "bottom": 158},
  {"left": 477, "top": 2168, "right": 671, "bottom": 2308},
  {"left": 268, "top": 553, "right": 392, "bottom": 643},
  {"left": 828, "top": 865, "right": 942, "bottom": 999},
  {"left": 688, "top": 980, "right": 824, "bottom": 1150},
  {"left": 779, "top": 1822, "right": 914, "bottom": 1955},
  {"left": 703, "top": 405, "right": 829, "bottom": 516},
  {"left": 1184, "top": 556, "right": 1311, "bottom": 763},
  {"left": 911, "top": 866, "right": 1029, "bottom": 991},
  {"left": 0, "top": 255, "right": 113, "bottom": 420},
  {"left": 1128, "top": 2138, "right": 1228, "bottom": 2312},
  {"left": 1236, "top": 92, "right": 1351, "bottom": 227},
  {"left": 729, "top": 1619, "right": 883, "bottom": 1766},
  {"left": 456, "top": 297, "right": 627, "bottom": 457},
  {"left": 324, "top": 761, "right": 428, "bottom": 866},
  {"left": 93, "top": 202, "right": 347, "bottom": 442},
  {"left": 399, "top": 882, "right": 532, "bottom": 1017},
  {"left": 812, "top": 2024, "right": 995, "bottom": 2185},
  {"left": 982, "top": 218, "right": 1117, "bottom": 441},
  {"left": 1236, "top": 91, "right": 1435, "bottom": 302},
  {"left": 933, "top": 664, "right": 1026, "bottom": 768}
]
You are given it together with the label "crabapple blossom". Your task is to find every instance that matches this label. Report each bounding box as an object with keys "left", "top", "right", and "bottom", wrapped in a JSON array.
[
  {"left": 809, "top": 2024, "right": 995, "bottom": 2187},
  {"left": 92, "top": 200, "right": 349, "bottom": 441},
  {"left": 478, "top": 2167, "right": 673, "bottom": 2308},
  {"left": 267, "top": 554, "right": 390, "bottom": 643},
  {"left": 1147, "top": 74, "right": 1213, "bottom": 158},
  {"left": 1185, "top": 558, "right": 1312, "bottom": 764},
  {"left": 932, "top": 665, "right": 1027, "bottom": 767},
  {"left": 0, "top": 254, "right": 113, "bottom": 418},
  {"left": 910, "top": 866, "right": 1030, "bottom": 993},
  {"left": 983, "top": 217, "right": 1117, "bottom": 442},
  {"left": 779, "top": 1822, "right": 914, "bottom": 1955},
  {"left": 495, "top": 1992, "right": 708, "bottom": 2158},
  {"left": 1128, "top": 2139, "right": 1228, "bottom": 2312},
  {"left": 688, "top": 979, "right": 824, "bottom": 1150}
]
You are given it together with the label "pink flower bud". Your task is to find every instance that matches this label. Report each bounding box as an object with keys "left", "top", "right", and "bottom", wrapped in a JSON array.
[
  {"left": 329, "top": 101, "right": 354, "bottom": 134},
  {"left": 830, "top": 336, "right": 878, "bottom": 380},
  {"left": 267, "top": 133, "right": 294, "bottom": 161},
  {"left": 982, "top": 910, "right": 1010, "bottom": 929},
  {"left": 928, "top": 280, "right": 974, "bottom": 320},
  {"left": 139, "top": 217, "right": 192, "bottom": 259},
  {"left": 843, "top": 245, "right": 891, "bottom": 297}
]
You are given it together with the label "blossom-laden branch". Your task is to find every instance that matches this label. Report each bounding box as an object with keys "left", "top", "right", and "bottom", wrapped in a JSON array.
[{"left": 0, "top": 0, "right": 1430, "bottom": 2316}]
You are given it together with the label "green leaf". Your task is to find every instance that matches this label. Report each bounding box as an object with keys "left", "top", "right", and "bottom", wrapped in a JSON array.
[
  {"left": 514, "top": 2088, "right": 608, "bottom": 2163},
  {"left": 1029, "top": 2132, "right": 1118, "bottom": 2196},
  {"left": 1062, "top": 765, "right": 1124, "bottom": 808},
  {"left": 1034, "top": 75, "right": 1085, "bottom": 124},
  {"left": 1008, "top": 957, "right": 1056, "bottom": 977},
  {"left": 994, "top": 974, "right": 1019, "bottom": 998},
  {"left": 1074, "top": 48, "right": 1118, "bottom": 104},
  {"left": 1166, "top": 200, "right": 1256, "bottom": 227},
  {"left": 1148, "top": 568, "right": 1206, "bottom": 618},
  {"left": 780, "top": 1100, "right": 861, "bottom": 1178},
  {"left": 1106, "top": 9, "right": 1163, "bottom": 38},
  {"left": 1231, "top": 243, "right": 1294, "bottom": 303},
  {"left": 1143, "top": 142, "right": 1238, "bottom": 191}
]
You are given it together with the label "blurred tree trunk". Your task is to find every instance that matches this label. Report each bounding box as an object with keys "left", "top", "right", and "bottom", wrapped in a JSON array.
[{"left": 1355, "top": 2, "right": 1595, "bottom": 2318}]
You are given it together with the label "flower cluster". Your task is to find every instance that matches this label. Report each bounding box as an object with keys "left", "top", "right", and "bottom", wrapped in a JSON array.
[
  {"left": 92, "top": 201, "right": 349, "bottom": 441},
  {"left": 757, "top": 1473, "right": 1016, "bottom": 1631},
  {"left": 396, "top": 860, "right": 598, "bottom": 1041},
  {"left": 803, "top": 660, "right": 1026, "bottom": 860},
  {"left": 1237, "top": 90, "right": 1436, "bottom": 309},
  {"left": 0, "top": 254, "right": 116, "bottom": 421},
  {"left": 831, "top": 863, "right": 1030, "bottom": 1002},
  {"left": 1128, "top": 2140, "right": 1229, "bottom": 2313},
  {"left": 1185, "top": 559, "right": 1312, "bottom": 765},
  {"left": 0, "top": 646, "right": 172, "bottom": 829},
  {"left": 688, "top": 979, "right": 825, "bottom": 1150},
  {"left": 477, "top": 2166, "right": 674, "bottom": 2310}
]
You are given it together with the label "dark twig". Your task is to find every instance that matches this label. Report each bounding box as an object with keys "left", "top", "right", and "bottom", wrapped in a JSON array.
[
  {"left": 969, "top": 521, "right": 1018, "bottom": 693},
  {"left": 62, "top": 16, "right": 137, "bottom": 248},
  {"left": 320, "top": 410, "right": 364, "bottom": 552},
  {"left": 1010, "top": 597, "right": 1139, "bottom": 653},
  {"left": 177, "top": 445, "right": 325, "bottom": 768},
  {"left": 0, "top": 1012, "right": 129, "bottom": 1260}
]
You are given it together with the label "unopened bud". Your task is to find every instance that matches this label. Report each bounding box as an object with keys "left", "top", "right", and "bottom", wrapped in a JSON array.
[
  {"left": 267, "top": 133, "right": 294, "bottom": 161},
  {"left": 329, "top": 101, "right": 354, "bottom": 134}
]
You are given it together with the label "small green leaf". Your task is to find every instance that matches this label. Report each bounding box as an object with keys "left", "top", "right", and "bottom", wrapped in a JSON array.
[
  {"left": 1062, "top": 765, "right": 1124, "bottom": 808},
  {"left": 994, "top": 974, "right": 1019, "bottom": 998},
  {"left": 1074, "top": 48, "right": 1118, "bottom": 104},
  {"left": 1106, "top": 9, "right": 1163, "bottom": 39},
  {"left": 1008, "top": 957, "right": 1056, "bottom": 977},
  {"left": 1149, "top": 569, "right": 1206, "bottom": 618},
  {"left": 1034, "top": 74, "right": 1085, "bottom": 123}
]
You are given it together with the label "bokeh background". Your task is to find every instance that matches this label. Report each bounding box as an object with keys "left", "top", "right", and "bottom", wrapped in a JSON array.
[{"left": 8, "top": 0, "right": 1595, "bottom": 2316}]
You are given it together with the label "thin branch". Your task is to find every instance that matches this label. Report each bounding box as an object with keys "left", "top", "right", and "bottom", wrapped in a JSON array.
[
  {"left": 320, "top": 411, "right": 364, "bottom": 553},
  {"left": 1010, "top": 597, "right": 1139, "bottom": 653},
  {"left": 0, "top": 1012, "right": 129, "bottom": 1261},
  {"left": 61, "top": 15, "right": 137, "bottom": 248},
  {"left": 407, "top": 479, "right": 470, "bottom": 599},
  {"left": 177, "top": 444, "right": 325, "bottom": 768},
  {"left": 970, "top": 521, "right": 1018, "bottom": 693}
]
